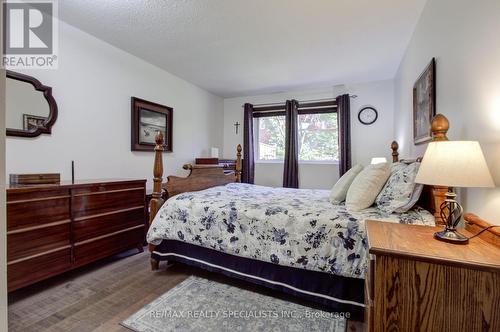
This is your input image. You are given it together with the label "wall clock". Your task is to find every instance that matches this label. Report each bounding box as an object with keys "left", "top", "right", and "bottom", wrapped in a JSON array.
[{"left": 358, "top": 106, "right": 378, "bottom": 125}]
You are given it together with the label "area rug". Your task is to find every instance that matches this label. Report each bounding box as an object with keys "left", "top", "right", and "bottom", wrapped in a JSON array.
[{"left": 122, "top": 276, "right": 346, "bottom": 332}]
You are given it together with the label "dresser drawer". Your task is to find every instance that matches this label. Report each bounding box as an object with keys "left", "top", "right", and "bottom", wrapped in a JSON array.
[
  {"left": 73, "top": 206, "right": 145, "bottom": 242},
  {"left": 8, "top": 247, "right": 72, "bottom": 292},
  {"left": 71, "top": 181, "right": 145, "bottom": 196},
  {"left": 7, "top": 188, "right": 70, "bottom": 202},
  {"left": 73, "top": 226, "right": 144, "bottom": 267},
  {"left": 7, "top": 222, "right": 71, "bottom": 262},
  {"left": 7, "top": 194, "right": 70, "bottom": 231},
  {"left": 72, "top": 187, "right": 145, "bottom": 219}
]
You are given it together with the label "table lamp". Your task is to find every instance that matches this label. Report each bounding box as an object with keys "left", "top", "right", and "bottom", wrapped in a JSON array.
[{"left": 415, "top": 141, "right": 495, "bottom": 244}]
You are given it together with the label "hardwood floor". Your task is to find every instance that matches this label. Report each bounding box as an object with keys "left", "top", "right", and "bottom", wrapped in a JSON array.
[{"left": 8, "top": 248, "right": 365, "bottom": 332}]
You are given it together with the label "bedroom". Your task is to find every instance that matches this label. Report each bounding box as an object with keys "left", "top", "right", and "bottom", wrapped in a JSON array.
[{"left": 0, "top": 0, "right": 499, "bottom": 331}]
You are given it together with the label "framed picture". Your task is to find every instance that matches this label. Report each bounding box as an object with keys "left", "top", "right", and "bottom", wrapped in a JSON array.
[
  {"left": 413, "top": 58, "right": 436, "bottom": 145},
  {"left": 131, "top": 97, "right": 173, "bottom": 152},
  {"left": 23, "top": 114, "right": 46, "bottom": 131}
]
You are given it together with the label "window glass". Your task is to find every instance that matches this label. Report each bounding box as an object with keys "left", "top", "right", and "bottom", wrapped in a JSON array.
[
  {"left": 298, "top": 113, "right": 338, "bottom": 161},
  {"left": 255, "top": 112, "right": 338, "bottom": 162},
  {"left": 256, "top": 116, "right": 285, "bottom": 161}
]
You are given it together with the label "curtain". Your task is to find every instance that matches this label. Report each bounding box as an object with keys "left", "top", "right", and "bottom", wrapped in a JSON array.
[
  {"left": 242, "top": 103, "right": 255, "bottom": 184},
  {"left": 336, "top": 94, "right": 351, "bottom": 176},
  {"left": 283, "top": 99, "right": 299, "bottom": 188}
]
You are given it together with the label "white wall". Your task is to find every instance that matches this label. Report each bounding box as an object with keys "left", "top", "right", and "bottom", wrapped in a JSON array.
[
  {"left": 223, "top": 80, "right": 395, "bottom": 189},
  {"left": 394, "top": 0, "right": 500, "bottom": 224},
  {"left": 6, "top": 21, "right": 224, "bottom": 188},
  {"left": 0, "top": 3, "right": 8, "bottom": 329}
]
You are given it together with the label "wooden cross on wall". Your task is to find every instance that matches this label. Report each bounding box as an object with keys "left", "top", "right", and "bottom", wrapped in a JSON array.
[{"left": 234, "top": 121, "right": 240, "bottom": 135}]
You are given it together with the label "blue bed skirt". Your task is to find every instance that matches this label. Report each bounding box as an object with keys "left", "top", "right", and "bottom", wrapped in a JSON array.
[{"left": 151, "top": 240, "right": 365, "bottom": 321}]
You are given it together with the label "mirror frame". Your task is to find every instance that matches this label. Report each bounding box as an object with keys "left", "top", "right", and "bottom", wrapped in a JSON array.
[{"left": 6, "top": 70, "right": 58, "bottom": 137}]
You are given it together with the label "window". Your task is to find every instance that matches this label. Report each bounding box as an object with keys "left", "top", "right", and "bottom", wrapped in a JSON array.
[
  {"left": 256, "top": 115, "right": 285, "bottom": 161},
  {"left": 298, "top": 112, "right": 338, "bottom": 162},
  {"left": 255, "top": 112, "right": 338, "bottom": 162}
]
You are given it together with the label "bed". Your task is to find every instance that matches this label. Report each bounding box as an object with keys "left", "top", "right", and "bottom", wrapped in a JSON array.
[{"left": 146, "top": 115, "right": 451, "bottom": 320}]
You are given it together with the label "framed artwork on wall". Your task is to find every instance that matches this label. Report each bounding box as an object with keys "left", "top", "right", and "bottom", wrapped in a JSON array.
[
  {"left": 23, "top": 114, "right": 47, "bottom": 131},
  {"left": 131, "top": 97, "right": 173, "bottom": 152},
  {"left": 413, "top": 58, "right": 436, "bottom": 145}
]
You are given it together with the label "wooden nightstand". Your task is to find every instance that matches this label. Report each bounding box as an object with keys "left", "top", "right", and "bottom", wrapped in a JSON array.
[{"left": 365, "top": 220, "right": 500, "bottom": 332}]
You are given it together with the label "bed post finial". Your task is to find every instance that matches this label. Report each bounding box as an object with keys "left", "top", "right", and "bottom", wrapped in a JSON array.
[
  {"left": 429, "top": 114, "right": 450, "bottom": 226},
  {"left": 391, "top": 141, "right": 399, "bottom": 163},
  {"left": 431, "top": 114, "right": 449, "bottom": 141},
  {"left": 236, "top": 144, "right": 242, "bottom": 183},
  {"left": 149, "top": 131, "right": 165, "bottom": 255}
]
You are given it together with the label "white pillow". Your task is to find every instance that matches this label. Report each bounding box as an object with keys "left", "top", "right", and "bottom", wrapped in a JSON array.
[
  {"left": 345, "top": 163, "right": 391, "bottom": 212},
  {"left": 329, "top": 164, "right": 364, "bottom": 204}
]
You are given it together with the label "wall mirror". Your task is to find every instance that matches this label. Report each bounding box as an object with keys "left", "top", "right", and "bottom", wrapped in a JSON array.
[{"left": 6, "top": 70, "right": 58, "bottom": 137}]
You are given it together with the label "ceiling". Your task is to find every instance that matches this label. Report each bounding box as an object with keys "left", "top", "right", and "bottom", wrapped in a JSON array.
[{"left": 58, "top": 0, "right": 427, "bottom": 98}]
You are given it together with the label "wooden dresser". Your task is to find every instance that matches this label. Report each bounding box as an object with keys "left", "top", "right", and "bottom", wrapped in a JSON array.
[
  {"left": 7, "top": 179, "right": 147, "bottom": 291},
  {"left": 365, "top": 220, "right": 500, "bottom": 331}
]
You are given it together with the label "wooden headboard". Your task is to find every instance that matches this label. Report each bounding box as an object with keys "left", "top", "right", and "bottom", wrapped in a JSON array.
[{"left": 391, "top": 114, "right": 450, "bottom": 225}]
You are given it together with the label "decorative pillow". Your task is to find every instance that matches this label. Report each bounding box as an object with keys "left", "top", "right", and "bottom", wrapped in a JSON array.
[
  {"left": 389, "top": 161, "right": 407, "bottom": 174},
  {"left": 376, "top": 162, "right": 423, "bottom": 214},
  {"left": 329, "top": 164, "right": 364, "bottom": 204},
  {"left": 345, "top": 163, "right": 391, "bottom": 212}
]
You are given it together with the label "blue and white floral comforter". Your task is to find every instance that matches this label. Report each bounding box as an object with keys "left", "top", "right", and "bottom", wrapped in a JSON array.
[{"left": 147, "top": 183, "right": 435, "bottom": 279}]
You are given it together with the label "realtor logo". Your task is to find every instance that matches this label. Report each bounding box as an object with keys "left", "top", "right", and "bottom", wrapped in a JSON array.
[{"left": 2, "top": 0, "right": 58, "bottom": 69}]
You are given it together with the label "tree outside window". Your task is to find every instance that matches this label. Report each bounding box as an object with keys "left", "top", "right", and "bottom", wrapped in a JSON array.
[{"left": 256, "top": 113, "right": 338, "bottom": 162}]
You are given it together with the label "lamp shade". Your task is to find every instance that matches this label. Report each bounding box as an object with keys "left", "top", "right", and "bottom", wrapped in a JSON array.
[{"left": 415, "top": 141, "right": 495, "bottom": 188}]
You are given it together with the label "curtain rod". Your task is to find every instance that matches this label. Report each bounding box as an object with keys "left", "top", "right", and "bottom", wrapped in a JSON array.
[{"left": 241, "top": 95, "right": 358, "bottom": 108}]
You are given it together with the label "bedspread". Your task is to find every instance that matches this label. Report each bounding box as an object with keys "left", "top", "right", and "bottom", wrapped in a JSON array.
[{"left": 147, "top": 183, "right": 434, "bottom": 279}]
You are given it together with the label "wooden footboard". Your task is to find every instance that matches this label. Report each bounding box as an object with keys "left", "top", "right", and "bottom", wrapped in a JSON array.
[
  {"left": 148, "top": 131, "right": 242, "bottom": 259},
  {"left": 164, "top": 144, "right": 241, "bottom": 199}
]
